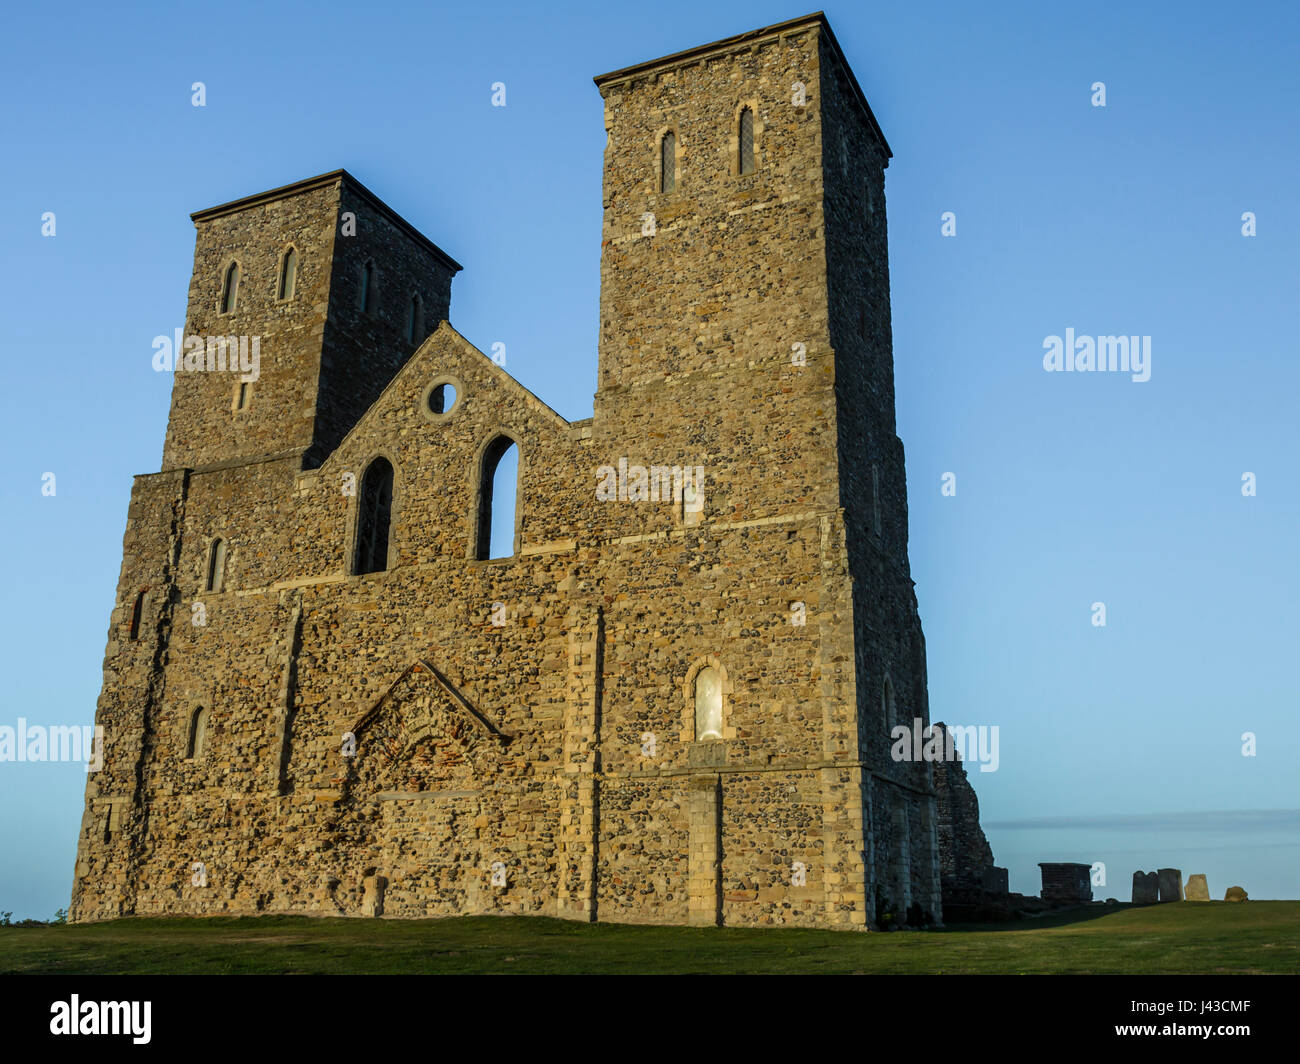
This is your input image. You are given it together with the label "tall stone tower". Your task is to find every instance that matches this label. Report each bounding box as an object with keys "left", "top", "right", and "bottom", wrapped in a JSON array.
[
  {"left": 589, "top": 12, "right": 938, "bottom": 921},
  {"left": 162, "top": 171, "right": 460, "bottom": 471}
]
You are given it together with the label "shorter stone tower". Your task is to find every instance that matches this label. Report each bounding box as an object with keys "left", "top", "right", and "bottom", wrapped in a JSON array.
[{"left": 163, "top": 171, "right": 460, "bottom": 471}]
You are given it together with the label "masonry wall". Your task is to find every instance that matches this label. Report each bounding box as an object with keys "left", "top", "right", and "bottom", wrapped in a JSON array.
[
  {"left": 72, "top": 15, "right": 944, "bottom": 932},
  {"left": 73, "top": 321, "right": 887, "bottom": 928},
  {"left": 932, "top": 722, "right": 997, "bottom": 889}
]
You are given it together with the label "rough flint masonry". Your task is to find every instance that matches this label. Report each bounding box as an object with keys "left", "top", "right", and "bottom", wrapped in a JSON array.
[
  {"left": 152, "top": 327, "right": 260, "bottom": 381},
  {"left": 50, "top": 996, "right": 151, "bottom": 1044},
  {"left": 1042, "top": 328, "right": 1150, "bottom": 382},
  {"left": 595, "top": 458, "right": 704, "bottom": 508},
  {"left": 0, "top": 719, "right": 103, "bottom": 771}
]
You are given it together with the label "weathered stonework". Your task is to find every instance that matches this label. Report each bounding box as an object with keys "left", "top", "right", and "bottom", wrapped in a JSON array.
[
  {"left": 1132, "top": 870, "right": 1159, "bottom": 904},
  {"left": 1039, "top": 863, "right": 1093, "bottom": 904},
  {"left": 1158, "top": 867, "right": 1184, "bottom": 903},
  {"left": 70, "top": 14, "right": 944, "bottom": 931},
  {"left": 931, "top": 722, "right": 1007, "bottom": 919}
]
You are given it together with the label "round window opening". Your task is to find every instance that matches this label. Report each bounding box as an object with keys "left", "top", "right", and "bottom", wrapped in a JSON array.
[
  {"left": 420, "top": 376, "right": 463, "bottom": 424},
  {"left": 428, "top": 382, "right": 458, "bottom": 415}
]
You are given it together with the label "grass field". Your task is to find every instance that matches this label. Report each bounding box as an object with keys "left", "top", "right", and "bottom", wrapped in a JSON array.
[{"left": 2, "top": 902, "right": 1296, "bottom": 974}]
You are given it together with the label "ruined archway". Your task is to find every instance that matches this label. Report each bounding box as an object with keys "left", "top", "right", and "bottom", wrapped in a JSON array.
[{"left": 337, "top": 660, "right": 510, "bottom": 916}]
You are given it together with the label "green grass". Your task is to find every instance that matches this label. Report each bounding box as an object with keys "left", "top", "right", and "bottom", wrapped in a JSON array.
[{"left": 2, "top": 902, "right": 1296, "bottom": 974}]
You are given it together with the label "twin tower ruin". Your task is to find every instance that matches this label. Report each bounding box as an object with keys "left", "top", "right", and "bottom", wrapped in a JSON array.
[{"left": 71, "top": 13, "right": 946, "bottom": 929}]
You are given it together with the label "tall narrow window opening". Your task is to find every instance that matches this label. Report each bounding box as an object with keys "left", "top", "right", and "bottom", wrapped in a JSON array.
[
  {"left": 128, "top": 589, "right": 147, "bottom": 641},
  {"left": 186, "top": 706, "right": 209, "bottom": 759},
  {"left": 354, "top": 457, "right": 395, "bottom": 574},
  {"left": 475, "top": 436, "right": 519, "bottom": 560},
  {"left": 206, "top": 538, "right": 227, "bottom": 593},
  {"left": 738, "top": 107, "right": 755, "bottom": 175},
  {"left": 359, "top": 260, "right": 376, "bottom": 315},
  {"left": 220, "top": 262, "right": 239, "bottom": 314},
  {"left": 278, "top": 247, "right": 298, "bottom": 300},
  {"left": 407, "top": 293, "right": 422, "bottom": 342},
  {"left": 872, "top": 463, "right": 882, "bottom": 536},
  {"left": 660, "top": 131, "right": 676, "bottom": 192}
]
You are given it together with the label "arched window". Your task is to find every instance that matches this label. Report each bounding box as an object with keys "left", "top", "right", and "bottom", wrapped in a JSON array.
[
  {"left": 882, "top": 675, "right": 896, "bottom": 733},
  {"left": 406, "top": 293, "right": 422, "bottom": 343},
  {"left": 660, "top": 131, "right": 676, "bottom": 192},
  {"left": 738, "top": 107, "right": 755, "bottom": 175},
  {"left": 474, "top": 436, "right": 519, "bottom": 560},
  {"left": 220, "top": 262, "right": 239, "bottom": 314},
  {"left": 278, "top": 247, "right": 298, "bottom": 300},
  {"left": 205, "top": 538, "right": 227, "bottom": 593},
  {"left": 354, "top": 457, "right": 394, "bottom": 574},
  {"left": 127, "top": 588, "right": 147, "bottom": 640},
  {"left": 694, "top": 666, "right": 723, "bottom": 741},
  {"left": 186, "top": 706, "right": 208, "bottom": 759},
  {"left": 358, "top": 260, "right": 376, "bottom": 315}
]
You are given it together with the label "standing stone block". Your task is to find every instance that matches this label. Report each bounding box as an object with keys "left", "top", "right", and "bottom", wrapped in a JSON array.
[
  {"left": 1224, "top": 886, "right": 1249, "bottom": 902},
  {"left": 1132, "top": 870, "right": 1159, "bottom": 904},
  {"left": 1184, "top": 874, "right": 1209, "bottom": 901},
  {"left": 1157, "top": 867, "right": 1183, "bottom": 902},
  {"left": 361, "top": 874, "right": 387, "bottom": 917},
  {"left": 1038, "top": 862, "right": 1092, "bottom": 903}
]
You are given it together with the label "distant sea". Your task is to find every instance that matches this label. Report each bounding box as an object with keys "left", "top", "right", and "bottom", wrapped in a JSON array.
[{"left": 983, "top": 809, "right": 1299, "bottom": 901}]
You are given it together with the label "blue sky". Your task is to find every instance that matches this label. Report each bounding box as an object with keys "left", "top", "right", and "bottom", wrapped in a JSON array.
[{"left": 1, "top": 0, "right": 1297, "bottom": 917}]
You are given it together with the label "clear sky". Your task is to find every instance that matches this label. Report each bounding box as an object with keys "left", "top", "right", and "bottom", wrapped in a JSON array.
[{"left": 1, "top": 0, "right": 1296, "bottom": 918}]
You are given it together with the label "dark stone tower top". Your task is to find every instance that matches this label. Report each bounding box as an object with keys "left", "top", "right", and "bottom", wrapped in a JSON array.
[{"left": 161, "top": 170, "right": 461, "bottom": 472}]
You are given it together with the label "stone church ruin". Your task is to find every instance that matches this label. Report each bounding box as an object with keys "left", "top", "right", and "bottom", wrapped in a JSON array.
[{"left": 72, "top": 13, "right": 963, "bottom": 931}]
